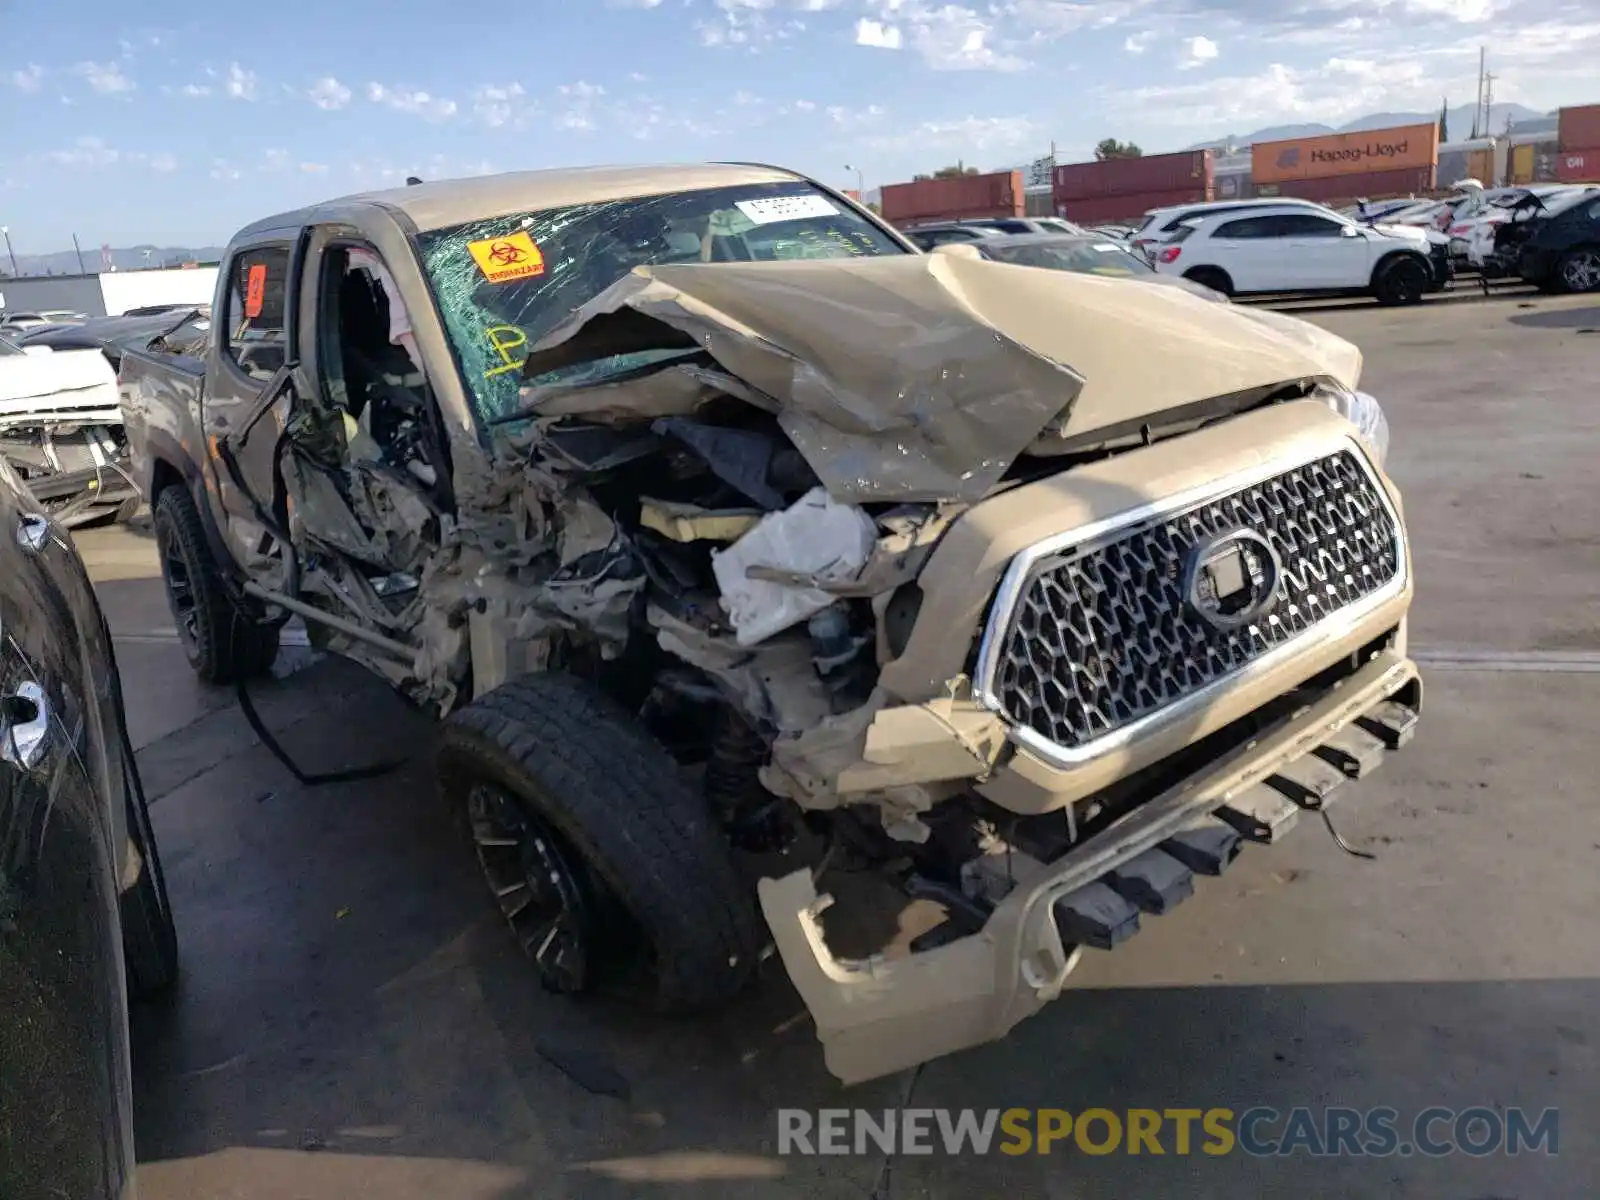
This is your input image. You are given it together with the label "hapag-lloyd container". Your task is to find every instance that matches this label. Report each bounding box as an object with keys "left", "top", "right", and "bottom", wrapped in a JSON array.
[
  {"left": 1558, "top": 105, "right": 1600, "bottom": 153},
  {"left": 880, "top": 170, "right": 1024, "bottom": 225},
  {"left": 1252, "top": 123, "right": 1439, "bottom": 185},
  {"left": 1253, "top": 165, "right": 1436, "bottom": 204},
  {"left": 1056, "top": 187, "right": 1214, "bottom": 226},
  {"left": 1053, "top": 150, "right": 1213, "bottom": 201}
]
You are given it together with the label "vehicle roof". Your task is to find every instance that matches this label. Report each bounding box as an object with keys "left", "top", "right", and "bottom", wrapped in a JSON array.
[
  {"left": 1184, "top": 203, "right": 1350, "bottom": 227},
  {"left": 236, "top": 161, "right": 811, "bottom": 237},
  {"left": 981, "top": 232, "right": 1123, "bottom": 247},
  {"left": 1146, "top": 197, "right": 1327, "bottom": 217}
]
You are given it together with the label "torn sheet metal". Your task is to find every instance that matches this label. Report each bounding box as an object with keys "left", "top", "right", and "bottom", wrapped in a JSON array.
[{"left": 519, "top": 253, "right": 1366, "bottom": 503}]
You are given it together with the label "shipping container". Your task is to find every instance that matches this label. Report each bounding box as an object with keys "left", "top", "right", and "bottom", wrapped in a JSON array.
[
  {"left": 1558, "top": 104, "right": 1600, "bottom": 152},
  {"left": 1534, "top": 141, "right": 1561, "bottom": 182},
  {"left": 1055, "top": 186, "right": 1214, "bottom": 226},
  {"left": 880, "top": 170, "right": 1023, "bottom": 225},
  {"left": 1052, "top": 150, "right": 1213, "bottom": 202},
  {"left": 1468, "top": 147, "right": 1495, "bottom": 185},
  {"left": 1215, "top": 172, "right": 1248, "bottom": 199},
  {"left": 1253, "top": 165, "right": 1436, "bottom": 205},
  {"left": 1555, "top": 148, "right": 1600, "bottom": 184},
  {"left": 1437, "top": 148, "right": 1468, "bottom": 188},
  {"left": 1252, "top": 122, "right": 1438, "bottom": 185},
  {"left": 1510, "top": 143, "right": 1536, "bottom": 184}
]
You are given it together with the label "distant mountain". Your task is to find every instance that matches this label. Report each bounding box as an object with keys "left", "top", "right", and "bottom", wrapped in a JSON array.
[
  {"left": 1186, "top": 102, "right": 1551, "bottom": 151},
  {"left": 2, "top": 244, "right": 226, "bottom": 279}
]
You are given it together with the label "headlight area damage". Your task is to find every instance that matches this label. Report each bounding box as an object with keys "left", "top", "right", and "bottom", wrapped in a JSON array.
[
  {"left": 0, "top": 352, "right": 138, "bottom": 528},
  {"left": 311, "top": 252, "right": 1415, "bottom": 1084}
]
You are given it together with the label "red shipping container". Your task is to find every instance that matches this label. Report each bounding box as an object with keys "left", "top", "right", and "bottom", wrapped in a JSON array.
[
  {"left": 1254, "top": 165, "right": 1435, "bottom": 204},
  {"left": 1555, "top": 148, "right": 1600, "bottom": 183},
  {"left": 880, "top": 170, "right": 1023, "bottom": 224},
  {"left": 1053, "top": 150, "right": 1213, "bottom": 202},
  {"left": 1558, "top": 105, "right": 1600, "bottom": 153},
  {"left": 1056, "top": 186, "right": 1213, "bottom": 226}
]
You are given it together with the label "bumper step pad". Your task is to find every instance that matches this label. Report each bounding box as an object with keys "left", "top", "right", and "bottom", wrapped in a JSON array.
[
  {"left": 1054, "top": 693, "right": 1420, "bottom": 954},
  {"left": 1106, "top": 849, "right": 1195, "bottom": 914},
  {"left": 1217, "top": 784, "right": 1303, "bottom": 843},
  {"left": 1052, "top": 882, "right": 1141, "bottom": 950}
]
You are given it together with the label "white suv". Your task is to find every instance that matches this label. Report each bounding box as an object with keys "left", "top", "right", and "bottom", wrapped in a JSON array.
[
  {"left": 1131, "top": 198, "right": 1338, "bottom": 261},
  {"left": 1152, "top": 204, "right": 1442, "bottom": 304}
]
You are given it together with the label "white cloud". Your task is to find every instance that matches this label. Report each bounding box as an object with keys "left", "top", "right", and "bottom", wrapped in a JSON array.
[
  {"left": 136, "top": 151, "right": 178, "bottom": 172},
  {"left": 211, "top": 158, "right": 242, "bottom": 181},
  {"left": 696, "top": 0, "right": 808, "bottom": 50},
  {"left": 606, "top": 0, "right": 664, "bottom": 6},
  {"left": 855, "top": 113, "right": 1041, "bottom": 154},
  {"left": 1181, "top": 34, "right": 1219, "bottom": 68},
  {"left": 179, "top": 82, "right": 211, "bottom": 97},
  {"left": 472, "top": 82, "right": 526, "bottom": 127},
  {"left": 308, "top": 76, "right": 352, "bottom": 110},
  {"left": 856, "top": 18, "right": 903, "bottom": 48},
  {"left": 366, "top": 82, "right": 458, "bottom": 121},
  {"left": 263, "top": 147, "right": 291, "bottom": 172},
  {"left": 48, "top": 136, "right": 120, "bottom": 167},
  {"left": 1124, "top": 30, "right": 1155, "bottom": 53},
  {"left": 224, "top": 62, "right": 258, "bottom": 101},
  {"left": 73, "top": 60, "right": 135, "bottom": 94},
  {"left": 9, "top": 64, "right": 44, "bottom": 93},
  {"left": 554, "top": 79, "right": 606, "bottom": 131}
]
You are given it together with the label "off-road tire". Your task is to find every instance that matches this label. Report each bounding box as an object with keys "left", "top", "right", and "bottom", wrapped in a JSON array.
[
  {"left": 438, "top": 673, "right": 763, "bottom": 1013},
  {"left": 1183, "top": 266, "right": 1234, "bottom": 296},
  {"left": 1557, "top": 246, "right": 1600, "bottom": 294},
  {"left": 119, "top": 763, "right": 178, "bottom": 1001},
  {"left": 153, "top": 487, "right": 278, "bottom": 684},
  {"left": 1372, "top": 255, "right": 1430, "bottom": 306}
]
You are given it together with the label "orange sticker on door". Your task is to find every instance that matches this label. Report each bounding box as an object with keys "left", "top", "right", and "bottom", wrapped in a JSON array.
[
  {"left": 467, "top": 232, "right": 546, "bottom": 283},
  {"left": 244, "top": 263, "right": 269, "bottom": 318}
]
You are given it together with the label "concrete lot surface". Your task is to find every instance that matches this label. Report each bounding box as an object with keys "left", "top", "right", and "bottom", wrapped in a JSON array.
[{"left": 87, "top": 292, "right": 1599, "bottom": 1198}]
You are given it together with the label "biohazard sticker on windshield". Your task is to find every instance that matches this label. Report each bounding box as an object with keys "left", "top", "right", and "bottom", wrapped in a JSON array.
[
  {"left": 734, "top": 195, "right": 840, "bottom": 225},
  {"left": 467, "top": 232, "right": 547, "bottom": 283}
]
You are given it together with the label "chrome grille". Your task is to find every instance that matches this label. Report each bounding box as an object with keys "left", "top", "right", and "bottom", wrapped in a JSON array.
[{"left": 987, "top": 449, "right": 1401, "bottom": 756}]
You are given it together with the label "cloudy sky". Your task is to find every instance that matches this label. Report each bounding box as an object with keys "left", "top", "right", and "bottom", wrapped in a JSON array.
[{"left": 1, "top": 0, "right": 1596, "bottom": 248}]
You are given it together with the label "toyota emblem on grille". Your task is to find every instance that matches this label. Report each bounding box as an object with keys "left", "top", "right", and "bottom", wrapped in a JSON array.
[{"left": 1182, "top": 528, "right": 1282, "bottom": 631}]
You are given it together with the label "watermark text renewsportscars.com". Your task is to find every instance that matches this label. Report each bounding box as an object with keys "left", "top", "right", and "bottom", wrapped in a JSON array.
[{"left": 777, "top": 1106, "right": 1559, "bottom": 1158}]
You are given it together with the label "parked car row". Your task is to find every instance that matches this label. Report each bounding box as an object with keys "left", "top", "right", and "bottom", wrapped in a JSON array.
[{"left": 1476, "top": 187, "right": 1600, "bottom": 292}]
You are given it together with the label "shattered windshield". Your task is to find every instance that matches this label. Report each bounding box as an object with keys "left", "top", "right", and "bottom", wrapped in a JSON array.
[{"left": 418, "top": 182, "right": 907, "bottom": 426}]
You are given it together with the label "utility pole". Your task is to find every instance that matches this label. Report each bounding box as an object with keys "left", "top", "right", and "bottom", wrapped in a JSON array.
[
  {"left": 0, "top": 226, "right": 16, "bottom": 277},
  {"left": 1470, "top": 46, "right": 1484, "bottom": 139},
  {"left": 844, "top": 163, "right": 864, "bottom": 197},
  {"left": 72, "top": 233, "right": 86, "bottom": 274},
  {"left": 1482, "top": 71, "right": 1495, "bottom": 142}
]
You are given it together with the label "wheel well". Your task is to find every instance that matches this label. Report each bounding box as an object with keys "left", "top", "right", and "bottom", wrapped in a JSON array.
[
  {"left": 1371, "top": 249, "right": 1430, "bottom": 282},
  {"left": 149, "top": 457, "right": 184, "bottom": 502},
  {"left": 1183, "top": 265, "right": 1233, "bottom": 289}
]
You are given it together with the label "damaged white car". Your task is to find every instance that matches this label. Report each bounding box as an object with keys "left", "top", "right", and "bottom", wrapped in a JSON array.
[
  {"left": 119, "top": 164, "right": 1420, "bottom": 1083},
  {"left": 0, "top": 334, "right": 138, "bottom": 527}
]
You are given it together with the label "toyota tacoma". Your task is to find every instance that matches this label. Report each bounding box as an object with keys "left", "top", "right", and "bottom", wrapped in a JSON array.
[{"left": 118, "top": 163, "right": 1420, "bottom": 1083}]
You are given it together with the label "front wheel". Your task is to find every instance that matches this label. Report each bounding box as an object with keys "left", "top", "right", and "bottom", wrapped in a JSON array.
[
  {"left": 152, "top": 487, "right": 278, "bottom": 684},
  {"left": 1372, "top": 256, "right": 1430, "bottom": 306},
  {"left": 1557, "top": 247, "right": 1600, "bottom": 293},
  {"left": 437, "top": 674, "right": 763, "bottom": 1012}
]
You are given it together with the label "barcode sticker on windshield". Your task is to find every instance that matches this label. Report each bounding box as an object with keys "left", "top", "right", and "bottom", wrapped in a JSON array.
[{"left": 735, "top": 195, "right": 840, "bottom": 225}]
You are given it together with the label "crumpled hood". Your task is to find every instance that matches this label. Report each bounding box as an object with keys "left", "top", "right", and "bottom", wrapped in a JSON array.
[
  {"left": 521, "top": 253, "right": 1364, "bottom": 503},
  {"left": 0, "top": 347, "right": 119, "bottom": 420}
]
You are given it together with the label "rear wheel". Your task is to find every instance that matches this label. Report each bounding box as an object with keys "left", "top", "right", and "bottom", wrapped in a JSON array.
[
  {"left": 1183, "top": 266, "right": 1234, "bottom": 296},
  {"left": 1557, "top": 247, "right": 1600, "bottom": 293},
  {"left": 153, "top": 487, "right": 278, "bottom": 684},
  {"left": 438, "top": 673, "right": 763, "bottom": 1012},
  {"left": 1372, "top": 256, "right": 1430, "bottom": 306}
]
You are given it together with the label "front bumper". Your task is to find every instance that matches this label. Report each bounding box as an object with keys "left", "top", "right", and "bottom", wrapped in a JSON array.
[
  {"left": 761, "top": 648, "right": 1422, "bottom": 1085},
  {"left": 0, "top": 422, "right": 137, "bottom": 526}
]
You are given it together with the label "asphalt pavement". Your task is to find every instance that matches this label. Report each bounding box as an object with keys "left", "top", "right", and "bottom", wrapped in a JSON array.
[{"left": 86, "top": 289, "right": 1600, "bottom": 1198}]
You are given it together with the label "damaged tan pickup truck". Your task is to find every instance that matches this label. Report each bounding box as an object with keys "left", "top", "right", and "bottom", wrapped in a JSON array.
[{"left": 119, "top": 163, "right": 1421, "bottom": 1083}]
